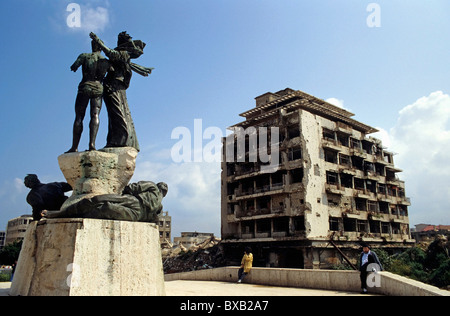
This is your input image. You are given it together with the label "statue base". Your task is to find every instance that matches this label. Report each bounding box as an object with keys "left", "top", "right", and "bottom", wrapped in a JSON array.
[
  {"left": 58, "top": 147, "right": 138, "bottom": 211},
  {"left": 10, "top": 218, "right": 166, "bottom": 296}
]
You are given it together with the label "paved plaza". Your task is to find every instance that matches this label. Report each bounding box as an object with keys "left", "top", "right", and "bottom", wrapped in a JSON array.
[{"left": 0, "top": 280, "right": 376, "bottom": 296}]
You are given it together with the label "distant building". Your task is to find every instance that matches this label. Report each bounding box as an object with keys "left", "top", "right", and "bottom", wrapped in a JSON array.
[
  {"left": 5, "top": 215, "right": 33, "bottom": 245},
  {"left": 158, "top": 211, "right": 172, "bottom": 247},
  {"left": 221, "top": 88, "right": 414, "bottom": 269},
  {"left": 411, "top": 224, "right": 450, "bottom": 242},
  {"left": 174, "top": 232, "right": 215, "bottom": 249},
  {"left": 0, "top": 231, "right": 6, "bottom": 251}
]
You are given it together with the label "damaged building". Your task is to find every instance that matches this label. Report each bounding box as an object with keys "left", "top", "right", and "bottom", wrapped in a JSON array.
[{"left": 221, "top": 88, "right": 414, "bottom": 269}]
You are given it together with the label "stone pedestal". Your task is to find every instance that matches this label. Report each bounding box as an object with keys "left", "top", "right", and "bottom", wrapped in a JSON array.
[
  {"left": 10, "top": 218, "right": 166, "bottom": 296},
  {"left": 58, "top": 147, "right": 138, "bottom": 211}
]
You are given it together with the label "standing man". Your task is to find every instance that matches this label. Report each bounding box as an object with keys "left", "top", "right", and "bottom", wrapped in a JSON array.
[
  {"left": 66, "top": 40, "right": 109, "bottom": 153},
  {"left": 238, "top": 247, "right": 253, "bottom": 283},
  {"left": 359, "top": 243, "right": 383, "bottom": 294}
]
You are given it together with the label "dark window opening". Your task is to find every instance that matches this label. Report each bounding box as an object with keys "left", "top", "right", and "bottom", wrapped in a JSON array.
[
  {"left": 324, "top": 149, "right": 338, "bottom": 163},
  {"left": 294, "top": 216, "right": 305, "bottom": 231},
  {"left": 288, "top": 125, "right": 301, "bottom": 139},
  {"left": 291, "top": 169, "right": 303, "bottom": 184},
  {"left": 329, "top": 217, "right": 340, "bottom": 231},
  {"left": 340, "top": 173, "right": 353, "bottom": 188},
  {"left": 326, "top": 171, "right": 338, "bottom": 185},
  {"left": 273, "top": 217, "right": 289, "bottom": 232},
  {"left": 288, "top": 147, "right": 302, "bottom": 161},
  {"left": 344, "top": 218, "right": 357, "bottom": 232},
  {"left": 323, "top": 128, "right": 335, "bottom": 141}
]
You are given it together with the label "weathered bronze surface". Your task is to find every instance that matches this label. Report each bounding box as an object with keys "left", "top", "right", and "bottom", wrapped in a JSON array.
[
  {"left": 89, "top": 32, "right": 153, "bottom": 152},
  {"left": 45, "top": 181, "right": 167, "bottom": 223},
  {"left": 24, "top": 174, "right": 72, "bottom": 221}
]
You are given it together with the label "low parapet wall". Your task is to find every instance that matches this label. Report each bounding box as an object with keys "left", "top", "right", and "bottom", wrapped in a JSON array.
[{"left": 165, "top": 267, "right": 449, "bottom": 296}]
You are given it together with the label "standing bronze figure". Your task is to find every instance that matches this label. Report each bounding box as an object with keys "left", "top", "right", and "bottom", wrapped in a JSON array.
[
  {"left": 67, "top": 40, "right": 110, "bottom": 153},
  {"left": 89, "top": 32, "right": 153, "bottom": 152}
]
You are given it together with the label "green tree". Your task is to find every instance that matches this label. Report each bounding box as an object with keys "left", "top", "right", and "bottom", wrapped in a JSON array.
[
  {"left": 0, "top": 240, "right": 22, "bottom": 265},
  {"left": 428, "top": 258, "right": 450, "bottom": 288}
]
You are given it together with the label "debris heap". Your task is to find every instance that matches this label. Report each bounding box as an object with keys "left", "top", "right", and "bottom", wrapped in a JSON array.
[{"left": 162, "top": 237, "right": 226, "bottom": 274}]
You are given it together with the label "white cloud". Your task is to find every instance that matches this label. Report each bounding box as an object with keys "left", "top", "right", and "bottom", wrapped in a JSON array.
[
  {"left": 80, "top": 5, "right": 109, "bottom": 33},
  {"left": 371, "top": 127, "right": 391, "bottom": 149},
  {"left": 330, "top": 92, "right": 450, "bottom": 226},
  {"left": 132, "top": 157, "right": 221, "bottom": 236},
  {"left": 62, "top": 2, "right": 110, "bottom": 33},
  {"left": 384, "top": 91, "right": 450, "bottom": 225},
  {"left": 325, "top": 97, "right": 346, "bottom": 110}
]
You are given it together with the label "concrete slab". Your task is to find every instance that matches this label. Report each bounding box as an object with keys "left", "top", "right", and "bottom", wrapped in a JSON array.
[
  {"left": 164, "top": 280, "right": 378, "bottom": 296},
  {"left": 0, "top": 282, "right": 11, "bottom": 296},
  {"left": 1, "top": 280, "right": 379, "bottom": 296}
]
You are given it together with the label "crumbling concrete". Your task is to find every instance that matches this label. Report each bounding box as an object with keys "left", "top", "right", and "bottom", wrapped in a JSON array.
[{"left": 163, "top": 237, "right": 226, "bottom": 274}]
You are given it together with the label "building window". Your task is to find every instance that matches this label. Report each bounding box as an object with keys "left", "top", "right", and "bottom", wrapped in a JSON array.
[
  {"left": 354, "top": 178, "right": 365, "bottom": 191},
  {"left": 379, "top": 201, "right": 389, "bottom": 214},
  {"left": 338, "top": 153, "right": 351, "bottom": 167},
  {"left": 329, "top": 217, "right": 340, "bottom": 231},
  {"left": 326, "top": 171, "right": 338, "bottom": 185},
  {"left": 355, "top": 198, "right": 367, "bottom": 211},
  {"left": 357, "top": 220, "right": 368, "bottom": 233},
  {"left": 350, "top": 138, "right": 361, "bottom": 150},
  {"left": 340, "top": 173, "right": 353, "bottom": 188},
  {"left": 287, "top": 124, "right": 300, "bottom": 139},
  {"left": 322, "top": 128, "right": 335, "bottom": 141},
  {"left": 288, "top": 147, "right": 302, "bottom": 161},
  {"left": 368, "top": 200, "right": 378, "bottom": 212},
  {"left": 381, "top": 222, "right": 390, "bottom": 234},
  {"left": 324, "top": 149, "right": 338, "bottom": 163},
  {"left": 327, "top": 193, "right": 340, "bottom": 207},
  {"left": 344, "top": 218, "right": 357, "bottom": 232},
  {"left": 369, "top": 220, "right": 381, "bottom": 234},
  {"left": 256, "top": 219, "right": 271, "bottom": 234},
  {"left": 337, "top": 133, "right": 349, "bottom": 147},
  {"left": 294, "top": 216, "right": 305, "bottom": 231},
  {"left": 291, "top": 169, "right": 303, "bottom": 183},
  {"left": 273, "top": 217, "right": 289, "bottom": 232}
]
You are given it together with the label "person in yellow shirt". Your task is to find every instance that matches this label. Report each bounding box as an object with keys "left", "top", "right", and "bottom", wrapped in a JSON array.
[{"left": 238, "top": 247, "right": 253, "bottom": 283}]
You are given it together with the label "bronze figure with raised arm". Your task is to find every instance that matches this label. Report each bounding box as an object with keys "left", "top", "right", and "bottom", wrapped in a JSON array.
[{"left": 89, "top": 32, "right": 153, "bottom": 152}]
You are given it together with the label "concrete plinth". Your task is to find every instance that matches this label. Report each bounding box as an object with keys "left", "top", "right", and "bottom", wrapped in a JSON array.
[
  {"left": 10, "top": 218, "right": 165, "bottom": 296},
  {"left": 58, "top": 147, "right": 138, "bottom": 211}
]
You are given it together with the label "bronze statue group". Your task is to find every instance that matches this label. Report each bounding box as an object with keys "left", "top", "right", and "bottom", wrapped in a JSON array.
[
  {"left": 67, "top": 31, "right": 153, "bottom": 153},
  {"left": 25, "top": 32, "right": 167, "bottom": 224}
]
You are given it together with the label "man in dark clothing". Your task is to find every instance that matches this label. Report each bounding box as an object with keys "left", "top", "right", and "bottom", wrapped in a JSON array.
[
  {"left": 359, "top": 243, "right": 383, "bottom": 294},
  {"left": 24, "top": 174, "right": 72, "bottom": 221}
]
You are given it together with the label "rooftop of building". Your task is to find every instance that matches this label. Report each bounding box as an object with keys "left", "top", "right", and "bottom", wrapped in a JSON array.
[
  {"left": 414, "top": 224, "right": 450, "bottom": 232},
  {"left": 231, "top": 88, "right": 378, "bottom": 134}
]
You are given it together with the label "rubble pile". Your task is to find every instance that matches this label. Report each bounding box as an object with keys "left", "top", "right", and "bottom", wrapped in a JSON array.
[{"left": 162, "top": 237, "right": 226, "bottom": 274}]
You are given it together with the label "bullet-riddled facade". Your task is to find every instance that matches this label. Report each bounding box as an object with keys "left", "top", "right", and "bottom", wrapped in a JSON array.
[{"left": 221, "top": 88, "right": 414, "bottom": 269}]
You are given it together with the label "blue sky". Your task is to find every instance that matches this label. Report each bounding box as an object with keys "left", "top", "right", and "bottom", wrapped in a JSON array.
[{"left": 1, "top": 0, "right": 449, "bottom": 237}]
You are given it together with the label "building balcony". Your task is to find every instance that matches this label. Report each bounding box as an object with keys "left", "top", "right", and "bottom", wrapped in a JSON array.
[
  {"left": 235, "top": 185, "right": 285, "bottom": 200},
  {"left": 321, "top": 139, "right": 342, "bottom": 151}
]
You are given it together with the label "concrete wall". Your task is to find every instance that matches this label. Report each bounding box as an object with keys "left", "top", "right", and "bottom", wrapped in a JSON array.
[
  {"left": 10, "top": 218, "right": 166, "bottom": 296},
  {"left": 165, "top": 267, "right": 449, "bottom": 296}
]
